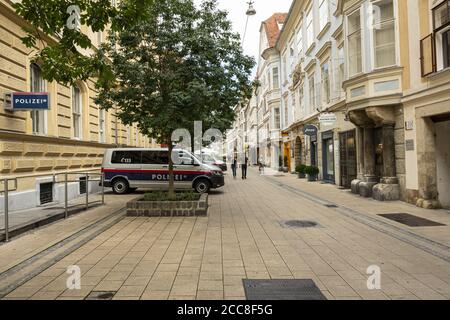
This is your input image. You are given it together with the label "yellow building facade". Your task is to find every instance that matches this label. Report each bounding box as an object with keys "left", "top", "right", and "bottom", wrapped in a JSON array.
[{"left": 0, "top": 0, "right": 157, "bottom": 212}]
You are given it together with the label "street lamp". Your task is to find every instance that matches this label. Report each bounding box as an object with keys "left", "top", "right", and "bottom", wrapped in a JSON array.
[{"left": 242, "top": 1, "right": 256, "bottom": 46}]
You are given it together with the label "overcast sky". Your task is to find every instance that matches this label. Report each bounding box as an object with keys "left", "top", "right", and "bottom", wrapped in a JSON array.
[{"left": 195, "top": 0, "right": 294, "bottom": 75}]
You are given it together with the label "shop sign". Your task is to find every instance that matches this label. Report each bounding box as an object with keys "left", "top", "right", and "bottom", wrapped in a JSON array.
[
  {"left": 303, "top": 124, "right": 318, "bottom": 137},
  {"left": 318, "top": 113, "right": 337, "bottom": 126},
  {"left": 4, "top": 92, "right": 50, "bottom": 111}
]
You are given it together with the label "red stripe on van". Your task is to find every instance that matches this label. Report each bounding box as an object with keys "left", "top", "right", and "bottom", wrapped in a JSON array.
[{"left": 102, "top": 169, "right": 212, "bottom": 175}]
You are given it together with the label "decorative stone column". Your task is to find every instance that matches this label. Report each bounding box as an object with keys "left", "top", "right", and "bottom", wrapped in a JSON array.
[
  {"left": 366, "top": 106, "right": 401, "bottom": 201},
  {"left": 358, "top": 126, "right": 378, "bottom": 197},
  {"left": 348, "top": 110, "right": 375, "bottom": 195}
]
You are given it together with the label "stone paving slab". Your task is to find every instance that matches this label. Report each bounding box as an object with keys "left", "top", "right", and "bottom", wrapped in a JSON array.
[{"left": 1, "top": 168, "right": 450, "bottom": 300}]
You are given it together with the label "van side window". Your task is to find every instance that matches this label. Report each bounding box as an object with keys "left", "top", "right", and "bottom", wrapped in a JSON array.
[
  {"left": 111, "top": 151, "right": 141, "bottom": 164},
  {"left": 142, "top": 151, "right": 169, "bottom": 164}
]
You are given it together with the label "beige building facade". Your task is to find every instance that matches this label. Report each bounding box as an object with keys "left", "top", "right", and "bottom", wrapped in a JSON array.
[{"left": 0, "top": 0, "right": 157, "bottom": 213}]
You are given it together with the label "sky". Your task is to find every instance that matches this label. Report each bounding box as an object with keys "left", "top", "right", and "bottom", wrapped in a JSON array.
[{"left": 195, "top": 0, "right": 294, "bottom": 74}]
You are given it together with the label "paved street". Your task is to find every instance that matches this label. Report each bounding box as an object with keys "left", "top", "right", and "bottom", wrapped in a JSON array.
[{"left": 1, "top": 168, "right": 450, "bottom": 300}]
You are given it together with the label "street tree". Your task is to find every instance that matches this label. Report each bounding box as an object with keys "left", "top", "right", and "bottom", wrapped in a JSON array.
[
  {"left": 13, "top": 0, "right": 151, "bottom": 87},
  {"left": 95, "top": 0, "right": 255, "bottom": 197}
]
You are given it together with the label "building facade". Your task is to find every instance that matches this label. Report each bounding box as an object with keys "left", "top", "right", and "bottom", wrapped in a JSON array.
[
  {"left": 228, "top": 0, "right": 450, "bottom": 209},
  {"left": 402, "top": 0, "right": 450, "bottom": 209},
  {"left": 0, "top": 0, "right": 157, "bottom": 213}
]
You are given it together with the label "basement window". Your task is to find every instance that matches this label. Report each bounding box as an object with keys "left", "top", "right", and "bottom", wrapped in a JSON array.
[
  {"left": 40, "top": 182, "right": 53, "bottom": 205},
  {"left": 79, "top": 177, "right": 87, "bottom": 195}
]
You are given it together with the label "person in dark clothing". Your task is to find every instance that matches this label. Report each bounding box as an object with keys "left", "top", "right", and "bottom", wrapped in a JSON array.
[
  {"left": 231, "top": 156, "right": 237, "bottom": 178},
  {"left": 241, "top": 156, "right": 248, "bottom": 180}
]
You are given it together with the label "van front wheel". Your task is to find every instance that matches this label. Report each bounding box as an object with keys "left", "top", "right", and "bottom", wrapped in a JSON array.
[
  {"left": 112, "top": 178, "right": 130, "bottom": 194},
  {"left": 194, "top": 179, "right": 211, "bottom": 194}
]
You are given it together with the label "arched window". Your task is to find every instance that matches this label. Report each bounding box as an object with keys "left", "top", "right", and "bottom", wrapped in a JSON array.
[
  {"left": 30, "top": 63, "right": 47, "bottom": 134},
  {"left": 72, "top": 85, "right": 83, "bottom": 139}
]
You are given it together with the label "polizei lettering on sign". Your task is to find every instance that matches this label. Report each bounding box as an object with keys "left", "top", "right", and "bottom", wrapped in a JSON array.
[{"left": 4, "top": 92, "right": 50, "bottom": 111}]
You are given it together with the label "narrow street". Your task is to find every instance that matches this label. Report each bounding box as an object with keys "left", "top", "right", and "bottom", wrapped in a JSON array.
[{"left": 1, "top": 168, "right": 449, "bottom": 300}]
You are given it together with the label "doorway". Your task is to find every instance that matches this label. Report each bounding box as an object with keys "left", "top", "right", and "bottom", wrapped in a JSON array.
[
  {"left": 322, "top": 131, "right": 335, "bottom": 183},
  {"left": 339, "top": 130, "right": 357, "bottom": 188},
  {"left": 436, "top": 119, "right": 450, "bottom": 208}
]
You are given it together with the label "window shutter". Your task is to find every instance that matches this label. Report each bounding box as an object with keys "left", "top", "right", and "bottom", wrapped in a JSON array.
[{"left": 420, "top": 33, "right": 436, "bottom": 77}]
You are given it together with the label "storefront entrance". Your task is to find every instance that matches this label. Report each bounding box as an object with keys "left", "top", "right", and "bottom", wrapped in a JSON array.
[
  {"left": 339, "top": 130, "right": 357, "bottom": 188},
  {"left": 310, "top": 136, "right": 318, "bottom": 167},
  {"left": 322, "top": 131, "right": 335, "bottom": 183}
]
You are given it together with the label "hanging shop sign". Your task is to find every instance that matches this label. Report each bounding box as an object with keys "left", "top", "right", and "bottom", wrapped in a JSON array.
[
  {"left": 303, "top": 124, "right": 318, "bottom": 137},
  {"left": 4, "top": 92, "right": 50, "bottom": 111},
  {"left": 318, "top": 113, "right": 337, "bottom": 126}
]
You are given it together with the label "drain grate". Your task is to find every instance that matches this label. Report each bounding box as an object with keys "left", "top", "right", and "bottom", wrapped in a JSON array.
[
  {"left": 378, "top": 213, "right": 446, "bottom": 227},
  {"left": 281, "top": 220, "right": 318, "bottom": 228},
  {"left": 85, "top": 291, "right": 116, "bottom": 300},
  {"left": 243, "top": 279, "right": 327, "bottom": 300}
]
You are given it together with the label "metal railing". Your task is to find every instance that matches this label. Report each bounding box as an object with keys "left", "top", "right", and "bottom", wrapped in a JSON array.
[{"left": 0, "top": 170, "right": 106, "bottom": 242}]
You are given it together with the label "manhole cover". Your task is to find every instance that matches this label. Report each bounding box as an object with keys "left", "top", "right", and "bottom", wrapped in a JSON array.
[
  {"left": 324, "top": 204, "right": 338, "bottom": 208},
  {"left": 281, "top": 220, "right": 318, "bottom": 228},
  {"left": 243, "top": 279, "right": 327, "bottom": 300},
  {"left": 85, "top": 291, "right": 116, "bottom": 300},
  {"left": 378, "top": 213, "right": 446, "bottom": 227}
]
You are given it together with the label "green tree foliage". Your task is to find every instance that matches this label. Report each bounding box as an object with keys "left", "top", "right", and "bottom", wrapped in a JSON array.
[
  {"left": 13, "top": 0, "right": 151, "bottom": 86},
  {"left": 95, "top": 0, "right": 254, "bottom": 195}
]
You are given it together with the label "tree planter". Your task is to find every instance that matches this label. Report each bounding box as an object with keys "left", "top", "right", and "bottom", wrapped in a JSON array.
[
  {"left": 298, "top": 173, "right": 306, "bottom": 179},
  {"left": 127, "top": 193, "right": 208, "bottom": 217},
  {"left": 307, "top": 174, "right": 317, "bottom": 182}
]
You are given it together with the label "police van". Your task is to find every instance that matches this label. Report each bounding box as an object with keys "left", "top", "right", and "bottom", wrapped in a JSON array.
[{"left": 101, "top": 148, "right": 225, "bottom": 194}]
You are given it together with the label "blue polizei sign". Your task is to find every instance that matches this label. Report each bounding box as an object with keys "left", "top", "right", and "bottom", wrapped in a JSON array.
[{"left": 6, "top": 92, "right": 50, "bottom": 111}]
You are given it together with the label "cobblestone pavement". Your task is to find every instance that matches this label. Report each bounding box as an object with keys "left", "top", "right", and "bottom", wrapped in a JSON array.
[{"left": 1, "top": 168, "right": 450, "bottom": 300}]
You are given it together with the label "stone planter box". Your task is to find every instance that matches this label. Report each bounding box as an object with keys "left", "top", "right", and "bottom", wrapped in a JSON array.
[{"left": 126, "top": 193, "right": 208, "bottom": 217}]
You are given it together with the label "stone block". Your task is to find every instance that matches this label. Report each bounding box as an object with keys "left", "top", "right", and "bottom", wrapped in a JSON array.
[
  {"left": 395, "top": 144, "right": 405, "bottom": 161},
  {"left": 372, "top": 183, "right": 400, "bottom": 201},
  {"left": 0, "top": 141, "right": 24, "bottom": 155},
  {"left": 394, "top": 129, "right": 405, "bottom": 145},
  {"left": 46, "top": 145, "right": 62, "bottom": 156},
  {"left": 13, "top": 159, "right": 35, "bottom": 172},
  {"left": 396, "top": 159, "right": 406, "bottom": 175},
  {"left": 24, "top": 143, "right": 45, "bottom": 155},
  {"left": 359, "top": 181, "right": 377, "bottom": 198},
  {"left": 37, "top": 159, "right": 54, "bottom": 170},
  {"left": 0, "top": 159, "right": 11, "bottom": 173},
  {"left": 351, "top": 179, "right": 362, "bottom": 194}
]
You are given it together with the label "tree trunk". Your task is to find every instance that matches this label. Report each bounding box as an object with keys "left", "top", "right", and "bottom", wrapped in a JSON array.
[{"left": 167, "top": 138, "right": 176, "bottom": 199}]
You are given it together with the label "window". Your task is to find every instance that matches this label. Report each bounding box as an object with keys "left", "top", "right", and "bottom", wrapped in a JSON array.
[
  {"left": 373, "top": 0, "right": 396, "bottom": 68},
  {"left": 282, "top": 54, "right": 287, "bottom": 82},
  {"left": 291, "top": 93, "right": 296, "bottom": 121},
  {"left": 347, "top": 9, "right": 362, "bottom": 76},
  {"left": 111, "top": 151, "right": 141, "bottom": 164},
  {"left": 421, "top": 0, "right": 450, "bottom": 75},
  {"left": 99, "top": 108, "right": 106, "bottom": 143},
  {"left": 309, "top": 75, "right": 315, "bottom": 110},
  {"left": 142, "top": 151, "right": 169, "bottom": 164},
  {"left": 338, "top": 47, "right": 345, "bottom": 88},
  {"left": 306, "top": 8, "right": 314, "bottom": 48},
  {"left": 273, "top": 67, "right": 280, "bottom": 89},
  {"left": 319, "top": 0, "right": 329, "bottom": 31},
  {"left": 72, "top": 86, "right": 82, "bottom": 139},
  {"left": 290, "top": 44, "right": 296, "bottom": 69},
  {"left": 284, "top": 96, "right": 289, "bottom": 126},
  {"left": 274, "top": 107, "right": 280, "bottom": 129},
  {"left": 30, "top": 64, "right": 46, "bottom": 135},
  {"left": 297, "top": 27, "right": 303, "bottom": 59},
  {"left": 266, "top": 70, "right": 271, "bottom": 90},
  {"left": 322, "top": 62, "right": 331, "bottom": 104},
  {"left": 298, "top": 85, "right": 304, "bottom": 115}
]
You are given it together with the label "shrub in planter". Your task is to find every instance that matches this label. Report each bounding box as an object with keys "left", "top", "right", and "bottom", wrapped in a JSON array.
[
  {"left": 305, "top": 166, "right": 320, "bottom": 182},
  {"left": 295, "top": 164, "right": 307, "bottom": 179}
]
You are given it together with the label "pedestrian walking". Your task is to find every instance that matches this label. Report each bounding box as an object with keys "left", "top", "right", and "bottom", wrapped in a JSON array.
[
  {"left": 231, "top": 156, "right": 237, "bottom": 178},
  {"left": 241, "top": 156, "right": 248, "bottom": 180}
]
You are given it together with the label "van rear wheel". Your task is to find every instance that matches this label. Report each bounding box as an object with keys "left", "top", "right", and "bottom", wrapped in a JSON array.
[
  {"left": 112, "top": 178, "right": 129, "bottom": 194},
  {"left": 194, "top": 179, "right": 211, "bottom": 194}
]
